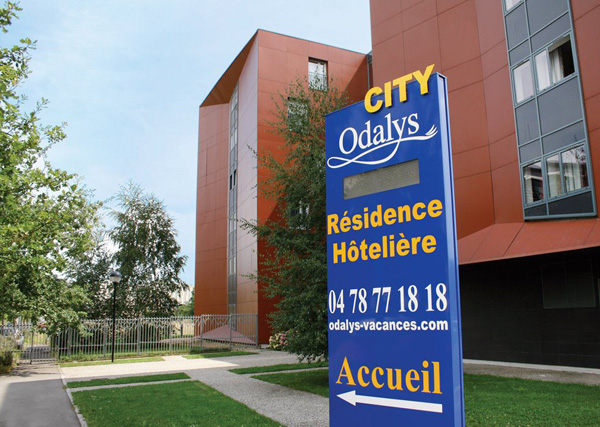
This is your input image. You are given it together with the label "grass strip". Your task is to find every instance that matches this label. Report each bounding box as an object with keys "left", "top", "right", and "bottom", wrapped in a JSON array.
[
  {"left": 60, "top": 357, "right": 163, "bottom": 367},
  {"left": 72, "top": 380, "right": 279, "bottom": 426},
  {"left": 183, "top": 351, "right": 257, "bottom": 359},
  {"left": 231, "top": 361, "right": 327, "bottom": 375},
  {"left": 252, "top": 369, "right": 329, "bottom": 397},
  {"left": 253, "top": 369, "right": 600, "bottom": 425},
  {"left": 67, "top": 373, "right": 190, "bottom": 389},
  {"left": 58, "top": 351, "right": 173, "bottom": 363},
  {"left": 464, "top": 373, "right": 600, "bottom": 426}
]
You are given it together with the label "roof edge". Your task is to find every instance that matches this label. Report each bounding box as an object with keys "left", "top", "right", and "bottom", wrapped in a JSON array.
[{"left": 200, "top": 30, "right": 258, "bottom": 107}]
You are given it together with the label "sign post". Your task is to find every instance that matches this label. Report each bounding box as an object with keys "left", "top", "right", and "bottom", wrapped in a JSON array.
[{"left": 326, "top": 70, "right": 464, "bottom": 426}]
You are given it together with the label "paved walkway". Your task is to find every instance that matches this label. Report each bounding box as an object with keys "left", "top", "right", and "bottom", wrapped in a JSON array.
[
  {"left": 464, "top": 358, "right": 600, "bottom": 386},
  {"left": 2, "top": 352, "right": 600, "bottom": 427},
  {"left": 59, "top": 351, "right": 327, "bottom": 427},
  {"left": 0, "top": 363, "right": 80, "bottom": 427}
]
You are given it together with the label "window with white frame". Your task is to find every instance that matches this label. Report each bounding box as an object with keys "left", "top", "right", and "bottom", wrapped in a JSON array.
[
  {"left": 562, "top": 145, "right": 588, "bottom": 193},
  {"left": 523, "top": 161, "right": 544, "bottom": 203},
  {"left": 525, "top": 144, "right": 589, "bottom": 205},
  {"left": 504, "top": 0, "right": 520, "bottom": 12},
  {"left": 546, "top": 154, "right": 562, "bottom": 198},
  {"left": 513, "top": 60, "right": 534, "bottom": 103},
  {"left": 504, "top": 1, "right": 594, "bottom": 218},
  {"left": 308, "top": 59, "right": 327, "bottom": 90},
  {"left": 535, "top": 35, "right": 575, "bottom": 91}
]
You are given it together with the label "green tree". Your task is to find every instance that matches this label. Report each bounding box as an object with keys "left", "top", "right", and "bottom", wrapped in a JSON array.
[
  {"left": 68, "top": 229, "right": 113, "bottom": 318},
  {"left": 109, "top": 182, "right": 188, "bottom": 317},
  {"left": 0, "top": 2, "right": 100, "bottom": 327},
  {"left": 242, "top": 78, "right": 349, "bottom": 361},
  {"left": 176, "top": 289, "right": 194, "bottom": 316}
]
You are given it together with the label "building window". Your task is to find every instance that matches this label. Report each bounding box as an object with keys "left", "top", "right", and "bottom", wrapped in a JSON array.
[
  {"left": 227, "top": 84, "right": 239, "bottom": 315},
  {"left": 525, "top": 145, "right": 590, "bottom": 204},
  {"left": 513, "top": 60, "right": 534, "bottom": 103},
  {"left": 535, "top": 35, "right": 575, "bottom": 91},
  {"left": 546, "top": 154, "right": 562, "bottom": 198},
  {"left": 523, "top": 161, "right": 544, "bottom": 203},
  {"left": 504, "top": 2, "right": 594, "bottom": 219},
  {"left": 562, "top": 145, "right": 588, "bottom": 193},
  {"left": 504, "top": 0, "right": 520, "bottom": 12},
  {"left": 308, "top": 59, "right": 327, "bottom": 90}
]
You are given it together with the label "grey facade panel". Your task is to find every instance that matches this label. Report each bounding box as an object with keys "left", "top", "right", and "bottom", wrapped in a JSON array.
[
  {"left": 542, "top": 121, "right": 585, "bottom": 154},
  {"left": 538, "top": 78, "right": 582, "bottom": 135},
  {"left": 509, "top": 41, "right": 530, "bottom": 65},
  {"left": 527, "top": 0, "right": 569, "bottom": 34},
  {"left": 516, "top": 99, "right": 540, "bottom": 144},
  {"left": 525, "top": 204, "right": 547, "bottom": 217},
  {"left": 520, "top": 139, "right": 542, "bottom": 163},
  {"left": 530, "top": 14, "right": 570, "bottom": 52},
  {"left": 506, "top": 4, "right": 529, "bottom": 49},
  {"left": 548, "top": 191, "right": 594, "bottom": 215}
]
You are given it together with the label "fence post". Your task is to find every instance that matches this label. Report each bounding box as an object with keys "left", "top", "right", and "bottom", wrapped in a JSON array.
[
  {"left": 200, "top": 316, "right": 204, "bottom": 353},
  {"left": 169, "top": 317, "right": 173, "bottom": 354},
  {"left": 229, "top": 314, "right": 233, "bottom": 351},
  {"left": 255, "top": 314, "right": 259, "bottom": 348},
  {"left": 102, "top": 320, "right": 107, "bottom": 358},
  {"left": 30, "top": 328, "right": 34, "bottom": 364},
  {"left": 137, "top": 318, "right": 141, "bottom": 356},
  {"left": 67, "top": 327, "right": 72, "bottom": 358}
]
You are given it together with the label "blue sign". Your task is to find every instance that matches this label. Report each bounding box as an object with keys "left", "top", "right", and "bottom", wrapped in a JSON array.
[{"left": 326, "top": 72, "right": 464, "bottom": 426}]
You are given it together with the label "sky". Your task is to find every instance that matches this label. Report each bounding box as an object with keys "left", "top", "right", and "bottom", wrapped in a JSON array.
[{"left": 5, "top": 0, "right": 372, "bottom": 285}]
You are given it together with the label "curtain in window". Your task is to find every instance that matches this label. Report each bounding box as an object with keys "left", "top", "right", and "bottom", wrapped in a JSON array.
[{"left": 562, "top": 146, "right": 588, "bottom": 192}]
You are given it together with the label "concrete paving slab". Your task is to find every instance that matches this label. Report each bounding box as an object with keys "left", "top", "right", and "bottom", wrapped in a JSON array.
[
  {"left": 59, "top": 355, "right": 235, "bottom": 381},
  {"left": 464, "top": 359, "right": 600, "bottom": 386}
]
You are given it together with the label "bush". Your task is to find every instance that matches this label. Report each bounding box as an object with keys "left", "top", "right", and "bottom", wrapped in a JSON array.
[
  {"left": 189, "top": 346, "right": 229, "bottom": 355},
  {"left": 0, "top": 336, "right": 15, "bottom": 374},
  {"left": 269, "top": 332, "right": 289, "bottom": 351}
]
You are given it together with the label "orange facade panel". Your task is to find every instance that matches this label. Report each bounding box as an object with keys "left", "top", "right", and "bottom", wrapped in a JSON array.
[
  {"left": 369, "top": 0, "right": 539, "bottom": 242},
  {"left": 459, "top": 218, "right": 600, "bottom": 265},
  {"left": 195, "top": 103, "right": 229, "bottom": 316},
  {"left": 196, "top": 30, "right": 368, "bottom": 341}
]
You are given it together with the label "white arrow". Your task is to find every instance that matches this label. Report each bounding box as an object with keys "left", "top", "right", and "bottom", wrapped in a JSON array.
[{"left": 337, "top": 390, "right": 443, "bottom": 413}]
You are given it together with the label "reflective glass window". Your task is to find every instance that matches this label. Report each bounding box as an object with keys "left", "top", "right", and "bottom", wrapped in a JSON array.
[
  {"left": 505, "top": 0, "right": 520, "bottom": 11},
  {"left": 545, "top": 154, "right": 563, "bottom": 198},
  {"left": 514, "top": 61, "right": 534, "bottom": 103},
  {"left": 523, "top": 161, "right": 544, "bottom": 203},
  {"left": 308, "top": 59, "right": 327, "bottom": 90},
  {"left": 562, "top": 145, "right": 588, "bottom": 192}
]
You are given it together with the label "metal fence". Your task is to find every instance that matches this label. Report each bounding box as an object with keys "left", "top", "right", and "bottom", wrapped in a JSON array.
[
  {"left": 0, "top": 314, "right": 258, "bottom": 362},
  {"left": 0, "top": 322, "right": 54, "bottom": 363}
]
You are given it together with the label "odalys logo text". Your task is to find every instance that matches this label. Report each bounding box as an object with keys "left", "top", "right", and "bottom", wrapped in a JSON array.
[{"left": 327, "top": 64, "right": 436, "bottom": 170}]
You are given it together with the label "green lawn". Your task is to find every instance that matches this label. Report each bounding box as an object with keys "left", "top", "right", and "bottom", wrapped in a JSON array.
[
  {"left": 253, "top": 369, "right": 329, "bottom": 397},
  {"left": 253, "top": 369, "right": 600, "bottom": 425},
  {"left": 72, "top": 380, "right": 279, "bottom": 427},
  {"left": 183, "top": 351, "right": 257, "bottom": 359},
  {"left": 464, "top": 374, "right": 600, "bottom": 426},
  {"left": 58, "top": 351, "right": 173, "bottom": 363},
  {"left": 231, "top": 361, "right": 327, "bottom": 375},
  {"left": 60, "top": 357, "right": 163, "bottom": 367},
  {"left": 67, "top": 373, "right": 190, "bottom": 388}
]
